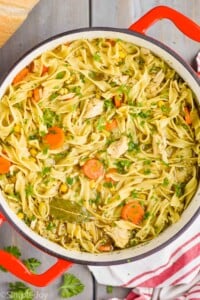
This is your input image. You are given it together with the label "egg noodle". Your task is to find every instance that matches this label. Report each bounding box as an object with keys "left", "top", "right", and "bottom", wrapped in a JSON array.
[{"left": 0, "top": 38, "right": 199, "bottom": 253}]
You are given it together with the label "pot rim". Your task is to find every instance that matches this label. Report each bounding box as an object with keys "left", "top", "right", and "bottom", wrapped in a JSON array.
[
  {"left": 0, "top": 27, "right": 199, "bottom": 266},
  {"left": 0, "top": 27, "right": 199, "bottom": 88}
]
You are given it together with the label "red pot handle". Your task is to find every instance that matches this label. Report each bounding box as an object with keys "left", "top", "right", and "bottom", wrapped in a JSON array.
[
  {"left": 0, "top": 212, "right": 73, "bottom": 287},
  {"left": 129, "top": 5, "right": 200, "bottom": 42}
]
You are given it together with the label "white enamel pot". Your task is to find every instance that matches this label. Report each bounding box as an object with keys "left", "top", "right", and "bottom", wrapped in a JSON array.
[{"left": 0, "top": 6, "right": 199, "bottom": 287}]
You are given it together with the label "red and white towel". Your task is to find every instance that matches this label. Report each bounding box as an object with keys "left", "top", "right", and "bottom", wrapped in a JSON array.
[
  {"left": 89, "top": 54, "right": 200, "bottom": 300},
  {"left": 89, "top": 216, "right": 200, "bottom": 299}
]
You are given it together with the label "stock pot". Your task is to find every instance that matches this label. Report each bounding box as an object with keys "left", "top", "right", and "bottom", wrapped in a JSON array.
[{"left": 0, "top": 6, "right": 199, "bottom": 287}]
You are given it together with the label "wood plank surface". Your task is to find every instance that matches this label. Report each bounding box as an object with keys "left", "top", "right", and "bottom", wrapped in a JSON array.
[
  {"left": 92, "top": 0, "right": 200, "bottom": 64},
  {"left": 0, "top": 0, "right": 89, "bottom": 79}
]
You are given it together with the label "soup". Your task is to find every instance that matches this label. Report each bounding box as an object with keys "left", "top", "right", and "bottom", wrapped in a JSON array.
[{"left": 0, "top": 38, "right": 199, "bottom": 253}]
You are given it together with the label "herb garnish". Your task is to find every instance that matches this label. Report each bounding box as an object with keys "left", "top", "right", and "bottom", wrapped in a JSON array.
[
  {"left": 23, "top": 258, "right": 41, "bottom": 273},
  {"left": 56, "top": 71, "right": 66, "bottom": 79},
  {"left": 59, "top": 273, "right": 84, "bottom": 298},
  {"left": 0, "top": 246, "right": 21, "bottom": 272},
  {"left": 114, "top": 160, "right": 131, "bottom": 173},
  {"left": 25, "top": 184, "right": 34, "bottom": 196}
]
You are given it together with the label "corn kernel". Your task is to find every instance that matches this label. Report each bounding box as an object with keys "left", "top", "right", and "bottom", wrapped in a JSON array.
[
  {"left": 158, "top": 101, "right": 164, "bottom": 108},
  {"left": 90, "top": 180, "right": 95, "bottom": 189},
  {"left": 110, "top": 187, "right": 116, "bottom": 192},
  {"left": 103, "top": 130, "right": 110, "bottom": 137},
  {"left": 140, "top": 194, "right": 146, "bottom": 200},
  {"left": 77, "top": 55, "right": 82, "bottom": 61},
  {"left": 59, "top": 183, "right": 68, "bottom": 193},
  {"left": 59, "top": 88, "right": 65, "bottom": 95},
  {"left": 39, "top": 202, "right": 46, "bottom": 217},
  {"left": 119, "top": 51, "right": 126, "bottom": 59},
  {"left": 96, "top": 93, "right": 101, "bottom": 99},
  {"left": 17, "top": 212, "right": 24, "bottom": 219},
  {"left": 29, "top": 157, "right": 36, "bottom": 163},
  {"left": 13, "top": 124, "right": 21, "bottom": 133},
  {"left": 97, "top": 185, "right": 102, "bottom": 193},
  {"left": 30, "top": 148, "right": 37, "bottom": 157},
  {"left": 27, "top": 90, "right": 33, "bottom": 98}
]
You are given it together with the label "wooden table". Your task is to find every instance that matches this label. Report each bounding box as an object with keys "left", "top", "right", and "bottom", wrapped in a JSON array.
[{"left": 0, "top": 1, "right": 199, "bottom": 299}]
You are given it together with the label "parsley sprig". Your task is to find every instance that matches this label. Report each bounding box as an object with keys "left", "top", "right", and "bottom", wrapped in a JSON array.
[
  {"left": 23, "top": 258, "right": 41, "bottom": 274},
  {"left": 8, "top": 282, "right": 34, "bottom": 300},
  {"left": 59, "top": 273, "right": 85, "bottom": 298},
  {"left": 0, "top": 246, "right": 21, "bottom": 272}
]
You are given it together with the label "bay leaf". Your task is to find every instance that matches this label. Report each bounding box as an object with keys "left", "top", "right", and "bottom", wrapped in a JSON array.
[{"left": 49, "top": 198, "right": 93, "bottom": 223}]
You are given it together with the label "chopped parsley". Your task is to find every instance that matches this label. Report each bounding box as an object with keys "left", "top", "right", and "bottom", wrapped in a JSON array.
[
  {"left": 174, "top": 183, "right": 185, "bottom": 197},
  {"left": 104, "top": 99, "right": 114, "bottom": 109},
  {"left": 128, "top": 141, "right": 140, "bottom": 153},
  {"left": 80, "top": 74, "right": 85, "bottom": 83},
  {"left": 42, "top": 145, "right": 49, "bottom": 155},
  {"left": 69, "top": 86, "right": 81, "bottom": 96},
  {"left": 149, "top": 65, "right": 161, "bottom": 74},
  {"left": 161, "top": 105, "right": 170, "bottom": 114},
  {"left": 93, "top": 52, "right": 101, "bottom": 62},
  {"left": 131, "top": 190, "right": 138, "bottom": 198},
  {"left": 114, "top": 160, "right": 131, "bottom": 173},
  {"left": 43, "top": 108, "right": 59, "bottom": 127},
  {"left": 56, "top": 71, "right": 66, "bottom": 79},
  {"left": 106, "top": 285, "right": 113, "bottom": 294},
  {"left": 143, "top": 159, "right": 151, "bottom": 165},
  {"left": 25, "top": 184, "right": 34, "bottom": 196},
  {"left": 117, "top": 84, "right": 130, "bottom": 95},
  {"left": 144, "top": 211, "right": 151, "bottom": 220},
  {"left": 66, "top": 177, "right": 74, "bottom": 185},
  {"left": 103, "top": 182, "right": 114, "bottom": 188},
  {"left": 162, "top": 177, "right": 169, "bottom": 187},
  {"left": 54, "top": 152, "right": 68, "bottom": 161},
  {"left": 49, "top": 92, "right": 59, "bottom": 100},
  {"left": 89, "top": 192, "right": 101, "bottom": 205},
  {"left": 143, "top": 169, "right": 151, "bottom": 175},
  {"left": 138, "top": 110, "right": 151, "bottom": 119},
  {"left": 46, "top": 222, "right": 56, "bottom": 231},
  {"left": 41, "top": 166, "right": 51, "bottom": 177},
  {"left": 96, "top": 117, "right": 105, "bottom": 131},
  {"left": 28, "top": 133, "right": 38, "bottom": 140}
]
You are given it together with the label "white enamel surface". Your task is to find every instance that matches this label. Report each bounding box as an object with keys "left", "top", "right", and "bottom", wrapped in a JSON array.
[{"left": 0, "top": 30, "right": 199, "bottom": 264}]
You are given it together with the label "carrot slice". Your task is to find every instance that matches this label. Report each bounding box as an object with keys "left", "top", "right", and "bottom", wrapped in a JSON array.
[
  {"left": 105, "top": 119, "right": 118, "bottom": 131},
  {"left": 0, "top": 156, "right": 11, "bottom": 174},
  {"left": 105, "top": 168, "right": 118, "bottom": 183},
  {"left": 13, "top": 68, "right": 29, "bottom": 85},
  {"left": 29, "top": 62, "right": 35, "bottom": 72},
  {"left": 98, "top": 243, "right": 112, "bottom": 252},
  {"left": 42, "top": 65, "right": 49, "bottom": 76},
  {"left": 106, "top": 39, "right": 116, "bottom": 46},
  {"left": 43, "top": 126, "right": 65, "bottom": 150},
  {"left": 33, "top": 88, "right": 40, "bottom": 102},
  {"left": 83, "top": 159, "right": 104, "bottom": 180},
  {"left": 184, "top": 106, "right": 192, "bottom": 125},
  {"left": 121, "top": 201, "right": 144, "bottom": 224},
  {"left": 113, "top": 95, "right": 123, "bottom": 108}
]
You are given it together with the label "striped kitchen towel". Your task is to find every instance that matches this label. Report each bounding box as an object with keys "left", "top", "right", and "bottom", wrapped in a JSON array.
[
  {"left": 89, "top": 53, "right": 200, "bottom": 300},
  {"left": 89, "top": 216, "right": 200, "bottom": 294}
]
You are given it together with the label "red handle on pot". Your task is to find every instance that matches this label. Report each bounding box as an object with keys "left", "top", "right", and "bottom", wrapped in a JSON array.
[
  {"left": 0, "top": 212, "right": 73, "bottom": 287},
  {"left": 129, "top": 5, "right": 200, "bottom": 42}
]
